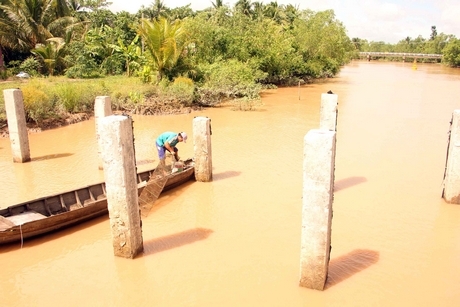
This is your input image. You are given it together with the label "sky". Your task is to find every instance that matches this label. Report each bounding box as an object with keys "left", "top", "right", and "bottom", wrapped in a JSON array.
[{"left": 108, "top": 0, "right": 460, "bottom": 44}]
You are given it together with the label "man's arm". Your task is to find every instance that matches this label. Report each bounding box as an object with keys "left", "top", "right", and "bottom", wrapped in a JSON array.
[{"left": 164, "top": 142, "right": 178, "bottom": 160}]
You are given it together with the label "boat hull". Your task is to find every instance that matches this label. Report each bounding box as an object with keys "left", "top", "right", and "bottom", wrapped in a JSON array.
[{"left": 0, "top": 162, "right": 195, "bottom": 245}]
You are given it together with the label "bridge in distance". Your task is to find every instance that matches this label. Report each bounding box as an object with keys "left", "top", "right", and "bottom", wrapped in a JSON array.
[{"left": 358, "top": 52, "right": 442, "bottom": 60}]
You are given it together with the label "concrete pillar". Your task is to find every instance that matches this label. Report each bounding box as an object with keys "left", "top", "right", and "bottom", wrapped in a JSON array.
[
  {"left": 193, "top": 116, "right": 212, "bottom": 182},
  {"left": 319, "top": 93, "right": 338, "bottom": 131},
  {"left": 98, "top": 115, "right": 143, "bottom": 258},
  {"left": 95, "top": 96, "right": 113, "bottom": 170},
  {"left": 443, "top": 110, "right": 460, "bottom": 204},
  {"left": 3, "top": 89, "right": 30, "bottom": 163},
  {"left": 300, "top": 129, "right": 336, "bottom": 290}
]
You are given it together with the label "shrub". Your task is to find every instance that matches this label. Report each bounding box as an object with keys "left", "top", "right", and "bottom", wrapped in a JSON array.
[
  {"left": 21, "top": 84, "right": 55, "bottom": 123},
  {"left": 231, "top": 97, "right": 263, "bottom": 111},
  {"left": 51, "top": 82, "right": 103, "bottom": 113},
  {"left": 168, "top": 77, "right": 196, "bottom": 106},
  {"left": 0, "top": 68, "right": 7, "bottom": 80},
  {"left": 197, "top": 59, "right": 264, "bottom": 105},
  {"left": 6, "top": 60, "right": 22, "bottom": 76},
  {"left": 19, "top": 57, "right": 41, "bottom": 77}
]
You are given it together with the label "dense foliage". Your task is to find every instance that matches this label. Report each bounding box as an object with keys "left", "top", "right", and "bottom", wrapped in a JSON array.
[
  {"left": 0, "top": 1, "right": 354, "bottom": 84},
  {"left": 1, "top": 1, "right": 459, "bottom": 126}
]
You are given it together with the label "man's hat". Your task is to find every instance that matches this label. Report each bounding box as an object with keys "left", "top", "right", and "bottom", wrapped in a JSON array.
[{"left": 180, "top": 132, "right": 187, "bottom": 143}]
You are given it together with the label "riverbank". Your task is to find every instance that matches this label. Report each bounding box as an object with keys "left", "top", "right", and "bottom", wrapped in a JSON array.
[{"left": 0, "top": 104, "right": 200, "bottom": 138}]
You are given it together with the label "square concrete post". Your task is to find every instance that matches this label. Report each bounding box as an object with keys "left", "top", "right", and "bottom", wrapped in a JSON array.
[
  {"left": 98, "top": 115, "right": 143, "bottom": 258},
  {"left": 319, "top": 93, "right": 338, "bottom": 131},
  {"left": 3, "top": 89, "right": 30, "bottom": 163},
  {"left": 193, "top": 116, "right": 212, "bottom": 182},
  {"left": 95, "top": 96, "right": 113, "bottom": 170},
  {"left": 300, "top": 129, "right": 336, "bottom": 290},
  {"left": 443, "top": 110, "right": 460, "bottom": 204}
]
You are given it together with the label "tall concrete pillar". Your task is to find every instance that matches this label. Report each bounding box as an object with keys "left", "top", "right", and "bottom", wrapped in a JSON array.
[
  {"left": 3, "top": 89, "right": 30, "bottom": 163},
  {"left": 193, "top": 116, "right": 212, "bottom": 182},
  {"left": 300, "top": 129, "right": 336, "bottom": 290},
  {"left": 320, "top": 93, "right": 338, "bottom": 131},
  {"left": 95, "top": 96, "right": 113, "bottom": 170},
  {"left": 443, "top": 110, "right": 460, "bottom": 204},
  {"left": 98, "top": 115, "right": 143, "bottom": 258}
]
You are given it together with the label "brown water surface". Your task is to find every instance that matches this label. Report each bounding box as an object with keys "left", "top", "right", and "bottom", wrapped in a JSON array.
[{"left": 1, "top": 61, "right": 460, "bottom": 306}]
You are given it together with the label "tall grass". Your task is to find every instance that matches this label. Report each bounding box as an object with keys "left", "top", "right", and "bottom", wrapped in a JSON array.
[
  {"left": 0, "top": 76, "right": 155, "bottom": 124},
  {"left": 0, "top": 72, "right": 262, "bottom": 126}
]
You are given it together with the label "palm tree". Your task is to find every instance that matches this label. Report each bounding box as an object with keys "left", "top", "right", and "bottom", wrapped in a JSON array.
[
  {"left": 139, "top": 0, "right": 168, "bottom": 20},
  {"left": 235, "top": 0, "right": 252, "bottom": 16},
  {"left": 0, "top": 0, "right": 77, "bottom": 50},
  {"left": 252, "top": 1, "right": 264, "bottom": 20},
  {"left": 32, "top": 37, "right": 66, "bottom": 75},
  {"left": 263, "top": 1, "right": 285, "bottom": 23},
  {"left": 212, "top": 0, "right": 223, "bottom": 9},
  {"left": 137, "top": 17, "right": 189, "bottom": 82},
  {"left": 0, "top": 0, "right": 9, "bottom": 74}
]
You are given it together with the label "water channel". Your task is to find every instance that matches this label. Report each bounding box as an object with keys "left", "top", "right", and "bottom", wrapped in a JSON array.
[{"left": 1, "top": 61, "right": 460, "bottom": 306}]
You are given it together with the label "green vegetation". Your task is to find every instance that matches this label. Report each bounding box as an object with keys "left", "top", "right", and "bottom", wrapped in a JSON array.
[
  {"left": 0, "top": 0, "right": 356, "bottom": 126},
  {"left": 0, "top": 76, "right": 185, "bottom": 124},
  {"left": 1, "top": 1, "right": 459, "bottom": 129}
]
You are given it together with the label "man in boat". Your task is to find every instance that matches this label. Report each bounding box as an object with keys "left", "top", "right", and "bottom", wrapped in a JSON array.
[{"left": 156, "top": 131, "right": 187, "bottom": 163}]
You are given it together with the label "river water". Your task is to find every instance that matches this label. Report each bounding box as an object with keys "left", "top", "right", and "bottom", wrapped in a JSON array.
[{"left": 1, "top": 61, "right": 460, "bottom": 306}]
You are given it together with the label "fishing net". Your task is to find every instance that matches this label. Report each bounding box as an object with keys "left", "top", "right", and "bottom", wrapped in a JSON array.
[{"left": 138, "top": 155, "right": 174, "bottom": 217}]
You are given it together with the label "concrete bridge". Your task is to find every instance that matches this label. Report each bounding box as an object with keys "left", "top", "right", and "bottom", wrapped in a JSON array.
[{"left": 359, "top": 52, "right": 442, "bottom": 60}]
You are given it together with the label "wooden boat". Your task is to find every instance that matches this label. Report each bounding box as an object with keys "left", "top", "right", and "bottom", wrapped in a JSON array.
[{"left": 0, "top": 159, "right": 195, "bottom": 245}]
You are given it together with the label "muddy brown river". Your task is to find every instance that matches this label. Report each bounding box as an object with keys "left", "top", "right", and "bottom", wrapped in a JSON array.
[{"left": 1, "top": 61, "right": 460, "bottom": 306}]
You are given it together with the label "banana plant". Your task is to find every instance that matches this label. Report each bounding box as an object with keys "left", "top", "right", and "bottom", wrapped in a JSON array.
[{"left": 109, "top": 35, "right": 143, "bottom": 77}]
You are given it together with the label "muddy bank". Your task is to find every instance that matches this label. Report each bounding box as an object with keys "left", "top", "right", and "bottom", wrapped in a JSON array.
[
  {"left": 0, "top": 113, "right": 91, "bottom": 138},
  {"left": 0, "top": 104, "right": 202, "bottom": 138}
]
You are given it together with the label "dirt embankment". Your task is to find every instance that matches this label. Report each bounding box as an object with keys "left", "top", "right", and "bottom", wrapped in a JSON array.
[
  {"left": 0, "top": 104, "right": 202, "bottom": 138},
  {"left": 0, "top": 113, "right": 91, "bottom": 138}
]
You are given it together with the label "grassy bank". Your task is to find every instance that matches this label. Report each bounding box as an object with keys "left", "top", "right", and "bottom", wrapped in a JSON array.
[{"left": 0, "top": 75, "right": 200, "bottom": 131}]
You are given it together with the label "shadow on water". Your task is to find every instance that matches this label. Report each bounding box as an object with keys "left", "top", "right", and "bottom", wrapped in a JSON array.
[
  {"left": 212, "top": 170, "right": 241, "bottom": 181},
  {"left": 334, "top": 176, "right": 367, "bottom": 192},
  {"left": 325, "top": 249, "right": 380, "bottom": 289},
  {"left": 31, "top": 153, "right": 74, "bottom": 161},
  {"left": 143, "top": 228, "right": 213, "bottom": 255}
]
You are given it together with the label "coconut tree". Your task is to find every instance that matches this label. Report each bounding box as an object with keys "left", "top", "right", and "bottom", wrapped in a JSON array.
[
  {"left": 212, "top": 0, "right": 223, "bottom": 9},
  {"left": 137, "top": 17, "right": 189, "bottom": 82},
  {"left": 263, "top": 1, "right": 285, "bottom": 23},
  {"left": 0, "top": 0, "right": 78, "bottom": 50},
  {"left": 234, "top": 0, "right": 252, "bottom": 16},
  {"left": 32, "top": 37, "right": 67, "bottom": 75}
]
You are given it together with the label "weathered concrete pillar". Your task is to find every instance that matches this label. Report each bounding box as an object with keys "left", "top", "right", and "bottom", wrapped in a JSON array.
[
  {"left": 443, "top": 110, "right": 460, "bottom": 204},
  {"left": 3, "top": 89, "right": 30, "bottom": 163},
  {"left": 95, "top": 96, "right": 113, "bottom": 170},
  {"left": 193, "top": 116, "right": 212, "bottom": 182},
  {"left": 300, "top": 129, "right": 336, "bottom": 290},
  {"left": 319, "top": 93, "right": 338, "bottom": 131},
  {"left": 98, "top": 115, "right": 143, "bottom": 258}
]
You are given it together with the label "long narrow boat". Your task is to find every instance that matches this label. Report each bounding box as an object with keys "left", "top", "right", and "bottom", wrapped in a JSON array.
[{"left": 0, "top": 159, "right": 195, "bottom": 245}]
